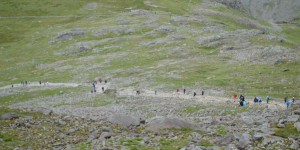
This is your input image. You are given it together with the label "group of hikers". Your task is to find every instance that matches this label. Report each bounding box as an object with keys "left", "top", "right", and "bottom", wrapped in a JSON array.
[
  {"left": 11, "top": 80, "right": 49, "bottom": 88},
  {"left": 233, "top": 93, "right": 297, "bottom": 109},
  {"left": 91, "top": 78, "right": 108, "bottom": 93}
]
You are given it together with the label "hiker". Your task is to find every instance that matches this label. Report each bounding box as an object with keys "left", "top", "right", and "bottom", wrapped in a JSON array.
[
  {"left": 102, "top": 87, "right": 104, "bottom": 92},
  {"left": 193, "top": 92, "right": 196, "bottom": 97},
  {"left": 202, "top": 91, "right": 204, "bottom": 96},
  {"left": 177, "top": 89, "right": 179, "bottom": 93},
  {"left": 266, "top": 96, "right": 270, "bottom": 104},
  {"left": 233, "top": 93, "right": 237, "bottom": 102},
  {"left": 25, "top": 81, "right": 28, "bottom": 85},
  {"left": 284, "top": 96, "right": 288, "bottom": 103},
  {"left": 12, "top": 84, "right": 13, "bottom": 88},
  {"left": 155, "top": 90, "right": 157, "bottom": 95},
  {"left": 254, "top": 97, "right": 258, "bottom": 103},
  {"left": 239, "top": 95, "right": 245, "bottom": 106},
  {"left": 292, "top": 97, "right": 295, "bottom": 103},
  {"left": 258, "top": 97, "right": 262, "bottom": 105},
  {"left": 39, "top": 81, "right": 42, "bottom": 85},
  {"left": 286, "top": 100, "right": 291, "bottom": 109},
  {"left": 183, "top": 89, "right": 186, "bottom": 94},
  {"left": 104, "top": 80, "right": 107, "bottom": 84}
]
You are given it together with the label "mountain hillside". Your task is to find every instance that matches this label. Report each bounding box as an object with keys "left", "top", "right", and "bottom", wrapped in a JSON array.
[
  {"left": 0, "top": 0, "right": 299, "bottom": 97},
  {"left": 1, "top": 0, "right": 300, "bottom": 149}
]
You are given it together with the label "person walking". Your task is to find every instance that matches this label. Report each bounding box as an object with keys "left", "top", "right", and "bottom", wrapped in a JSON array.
[
  {"left": 233, "top": 93, "right": 237, "bottom": 102},
  {"left": 183, "top": 89, "right": 186, "bottom": 94},
  {"left": 193, "top": 92, "right": 196, "bottom": 97},
  {"left": 266, "top": 96, "right": 270, "bottom": 104}
]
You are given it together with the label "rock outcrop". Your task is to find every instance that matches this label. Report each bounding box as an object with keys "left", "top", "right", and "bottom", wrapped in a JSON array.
[{"left": 216, "top": 0, "right": 300, "bottom": 22}]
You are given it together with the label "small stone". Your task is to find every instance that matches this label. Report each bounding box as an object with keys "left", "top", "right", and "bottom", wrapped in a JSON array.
[
  {"left": 225, "top": 144, "right": 238, "bottom": 150},
  {"left": 277, "top": 123, "right": 285, "bottom": 128},
  {"left": 63, "top": 116, "right": 72, "bottom": 121},
  {"left": 253, "top": 132, "right": 264, "bottom": 141},
  {"left": 58, "top": 120, "right": 66, "bottom": 126},
  {"left": 100, "top": 132, "right": 114, "bottom": 139},
  {"left": 67, "top": 128, "right": 76, "bottom": 135}
]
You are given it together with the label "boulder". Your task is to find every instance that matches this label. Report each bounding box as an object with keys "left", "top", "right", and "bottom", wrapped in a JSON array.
[
  {"left": 33, "top": 107, "right": 53, "bottom": 115},
  {"left": 236, "top": 132, "right": 252, "bottom": 149},
  {"left": 104, "top": 89, "right": 117, "bottom": 95},
  {"left": 146, "top": 117, "right": 198, "bottom": 132},
  {"left": 0, "top": 113, "right": 18, "bottom": 120},
  {"left": 102, "top": 127, "right": 112, "bottom": 133},
  {"left": 287, "top": 115, "right": 299, "bottom": 123},
  {"left": 217, "top": 134, "right": 235, "bottom": 146},
  {"left": 108, "top": 114, "right": 140, "bottom": 128},
  {"left": 277, "top": 123, "right": 285, "bottom": 128},
  {"left": 290, "top": 140, "right": 299, "bottom": 149},
  {"left": 87, "top": 130, "right": 100, "bottom": 141},
  {"left": 100, "top": 132, "right": 114, "bottom": 139},
  {"left": 294, "top": 110, "right": 300, "bottom": 115},
  {"left": 294, "top": 122, "right": 300, "bottom": 132},
  {"left": 63, "top": 116, "right": 72, "bottom": 121},
  {"left": 253, "top": 132, "right": 264, "bottom": 141},
  {"left": 240, "top": 116, "right": 254, "bottom": 125}
]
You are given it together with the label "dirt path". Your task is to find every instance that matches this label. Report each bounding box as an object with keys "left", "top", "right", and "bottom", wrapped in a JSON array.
[
  {"left": 1, "top": 81, "right": 287, "bottom": 110},
  {"left": 0, "top": 82, "right": 79, "bottom": 90}
]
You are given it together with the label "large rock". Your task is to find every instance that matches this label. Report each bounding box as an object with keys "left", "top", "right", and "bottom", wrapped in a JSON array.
[
  {"left": 108, "top": 114, "right": 140, "bottom": 128},
  {"left": 32, "top": 107, "right": 53, "bottom": 115},
  {"left": 253, "top": 132, "right": 264, "bottom": 141},
  {"left": 216, "top": 0, "right": 300, "bottom": 22},
  {"left": 294, "top": 122, "right": 300, "bottom": 132},
  {"left": 287, "top": 115, "right": 299, "bottom": 123},
  {"left": 225, "top": 144, "right": 238, "bottom": 150},
  {"left": 146, "top": 117, "right": 199, "bottom": 132},
  {"left": 0, "top": 113, "right": 18, "bottom": 120},
  {"left": 104, "top": 89, "right": 117, "bottom": 95},
  {"left": 217, "top": 134, "right": 235, "bottom": 146},
  {"left": 294, "top": 110, "right": 300, "bottom": 115},
  {"left": 236, "top": 132, "right": 252, "bottom": 149}
]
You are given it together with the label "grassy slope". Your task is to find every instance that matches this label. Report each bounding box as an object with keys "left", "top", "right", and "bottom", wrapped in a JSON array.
[{"left": 0, "top": 0, "right": 299, "bottom": 99}]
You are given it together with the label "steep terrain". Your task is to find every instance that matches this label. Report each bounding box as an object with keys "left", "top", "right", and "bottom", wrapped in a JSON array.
[
  {"left": 0, "top": 0, "right": 300, "bottom": 149},
  {"left": 0, "top": 0, "right": 299, "bottom": 98}
]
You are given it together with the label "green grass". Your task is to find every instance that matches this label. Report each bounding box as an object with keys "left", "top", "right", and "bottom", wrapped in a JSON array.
[
  {"left": 216, "top": 126, "right": 228, "bottom": 135},
  {"left": 280, "top": 24, "right": 300, "bottom": 48},
  {"left": 53, "top": 95, "right": 112, "bottom": 107},
  {"left": 159, "top": 138, "right": 190, "bottom": 150},
  {"left": 179, "top": 105, "right": 207, "bottom": 114},
  {"left": 274, "top": 124, "right": 300, "bottom": 138},
  {"left": 201, "top": 139, "right": 214, "bottom": 147},
  {"left": 0, "top": 86, "right": 85, "bottom": 106}
]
